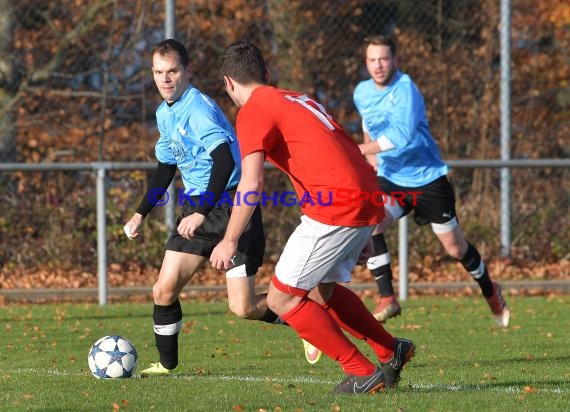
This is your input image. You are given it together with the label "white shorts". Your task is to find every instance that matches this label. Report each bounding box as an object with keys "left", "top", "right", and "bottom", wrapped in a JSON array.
[{"left": 275, "top": 215, "right": 375, "bottom": 291}]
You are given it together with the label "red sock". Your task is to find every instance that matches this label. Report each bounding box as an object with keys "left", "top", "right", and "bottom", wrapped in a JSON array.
[
  {"left": 281, "top": 297, "right": 375, "bottom": 376},
  {"left": 324, "top": 284, "right": 396, "bottom": 362}
]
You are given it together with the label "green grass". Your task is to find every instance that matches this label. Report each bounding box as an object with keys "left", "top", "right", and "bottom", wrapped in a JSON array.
[{"left": 1, "top": 295, "right": 569, "bottom": 411}]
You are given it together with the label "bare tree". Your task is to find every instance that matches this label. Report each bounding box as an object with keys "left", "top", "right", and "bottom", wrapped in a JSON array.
[{"left": 0, "top": 0, "right": 16, "bottom": 162}]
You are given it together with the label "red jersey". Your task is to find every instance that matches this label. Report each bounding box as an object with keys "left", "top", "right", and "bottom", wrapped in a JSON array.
[{"left": 236, "top": 86, "right": 383, "bottom": 227}]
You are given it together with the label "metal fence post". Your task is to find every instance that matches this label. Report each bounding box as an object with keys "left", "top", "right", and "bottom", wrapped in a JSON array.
[
  {"left": 500, "top": 0, "right": 512, "bottom": 258},
  {"left": 398, "top": 215, "right": 409, "bottom": 300},
  {"left": 164, "top": 0, "right": 176, "bottom": 232},
  {"left": 165, "top": 0, "right": 175, "bottom": 38},
  {"left": 96, "top": 166, "right": 108, "bottom": 305}
]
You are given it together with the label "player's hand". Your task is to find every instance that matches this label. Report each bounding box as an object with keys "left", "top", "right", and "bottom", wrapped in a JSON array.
[
  {"left": 177, "top": 213, "right": 206, "bottom": 239},
  {"left": 210, "top": 239, "right": 238, "bottom": 270},
  {"left": 124, "top": 213, "right": 144, "bottom": 240},
  {"left": 356, "top": 237, "right": 374, "bottom": 265}
]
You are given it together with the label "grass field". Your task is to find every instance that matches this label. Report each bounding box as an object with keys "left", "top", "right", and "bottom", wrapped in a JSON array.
[{"left": 1, "top": 295, "right": 568, "bottom": 411}]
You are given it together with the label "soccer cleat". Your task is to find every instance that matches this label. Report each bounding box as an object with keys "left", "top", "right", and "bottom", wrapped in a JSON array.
[
  {"left": 332, "top": 366, "right": 385, "bottom": 394},
  {"left": 382, "top": 338, "right": 415, "bottom": 388},
  {"left": 373, "top": 296, "right": 402, "bottom": 323},
  {"left": 140, "top": 362, "right": 179, "bottom": 377},
  {"left": 302, "top": 339, "right": 323, "bottom": 365},
  {"left": 486, "top": 282, "right": 511, "bottom": 328}
]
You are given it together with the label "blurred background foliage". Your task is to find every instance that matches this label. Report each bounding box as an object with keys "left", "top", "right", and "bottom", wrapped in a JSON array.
[{"left": 0, "top": 0, "right": 568, "bottom": 288}]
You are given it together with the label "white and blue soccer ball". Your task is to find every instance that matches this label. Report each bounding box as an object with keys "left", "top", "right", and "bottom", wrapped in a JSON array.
[{"left": 88, "top": 335, "right": 138, "bottom": 379}]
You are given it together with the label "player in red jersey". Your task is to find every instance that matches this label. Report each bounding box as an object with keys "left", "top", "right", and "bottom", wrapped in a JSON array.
[{"left": 210, "top": 41, "right": 415, "bottom": 394}]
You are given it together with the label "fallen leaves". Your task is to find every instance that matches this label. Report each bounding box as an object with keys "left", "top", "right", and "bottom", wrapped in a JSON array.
[{"left": 523, "top": 385, "right": 538, "bottom": 394}]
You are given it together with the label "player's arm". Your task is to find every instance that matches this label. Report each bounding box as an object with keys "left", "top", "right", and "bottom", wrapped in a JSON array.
[
  {"left": 361, "top": 130, "right": 378, "bottom": 171},
  {"left": 124, "top": 161, "right": 177, "bottom": 239},
  {"left": 138, "top": 118, "right": 178, "bottom": 218},
  {"left": 136, "top": 161, "right": 177, "bottom": 216},
  {"left": 353, "top": 86, "right": 394, "bottom": 157},
  {"left": 360, "top": 85, "right": 420, "bottom": 156},
  {"left": 195, "top": 143, "right": 234, "bottom": 216},
  {"left": 210, "top": 150, "right": 265, "bottom": 269},
  {"left": 177, "top": 143, "right": 234, "bottom": 239},
  {"left": 359, "top": 129, "right": 396, "bottom": 156}
]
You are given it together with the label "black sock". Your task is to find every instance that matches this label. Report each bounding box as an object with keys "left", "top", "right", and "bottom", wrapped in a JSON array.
[
  {"left": 259, "top": 308, "right": 283, "bottom": 324},
  {"left": 460, "top": 243, "right": 494, "bottom": 297},
  {"left": 153, "top": 300, "right": 182, "bottom": 369},
  {"left": 371, "top": 266, "right": 395, "bottom": 297},
  {"left": 370, "top": 233, "right": 395, "bottom": 297}
]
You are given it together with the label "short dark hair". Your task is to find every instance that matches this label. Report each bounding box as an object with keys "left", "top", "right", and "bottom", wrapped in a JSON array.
[
  {"left": 152, "top": 39, "right": 190, "bottom": 68},
  {"left": 219, "top": 41, "right": 268, "bottom": 85},
  {"left": 363, "top": 35, "right": 397, "bottom": 58}
]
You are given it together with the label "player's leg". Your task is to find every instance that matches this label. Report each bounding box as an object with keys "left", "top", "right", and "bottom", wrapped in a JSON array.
[
  {"left": 434, "top": 225, "right": 510, "bottom": 327},
  {"left": 269, "top": 218, "right": 401, "bottom": 393},
  {"left": 367, "top": 184, "right": 406, "bottom": 322},
  {"left": 268, "top": 222, "right": 378, "bottom": 377},
  {"left": 319, "top": 256, "right": 414, "bottom": 387},
  {"left": 226, "top": 204, "right": 284, "bottom": 324},
  {"left": 369, "top": 232, "right": 394, "bottom": 298},
  {"left": 426, "top": 176, "right": 510, "bottom": 327},
  {"left": 142, "top": 250, "right": 205, "bottom": 376},
  {"left": 318, "top": 281, "right": 415, "bottom": 388},
  {"left": 270, "top": 278, "right": 384, "bottom": 393},
  {"left": 368, "top": 230, "right": 401, "bottom": 322},
  {"left": 226, "top": 271, "right": 283, "bottom": 323}
]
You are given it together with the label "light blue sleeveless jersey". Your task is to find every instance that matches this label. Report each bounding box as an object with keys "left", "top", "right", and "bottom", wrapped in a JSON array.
[
  {"left": 353, "top": 71, "right": 448, "bottom": 187},
  {"left": 155, "top": 85, "right": 241, "bottom": 193}
]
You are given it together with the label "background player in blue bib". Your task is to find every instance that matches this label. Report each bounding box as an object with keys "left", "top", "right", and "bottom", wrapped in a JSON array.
[{"left": 354, "top": 35, "right": 510, "bottom": 328}]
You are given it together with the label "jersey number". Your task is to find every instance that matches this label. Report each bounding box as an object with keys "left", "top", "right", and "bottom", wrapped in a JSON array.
[{"left": 284, "top": 94, "right": 335, "bottom": 130}]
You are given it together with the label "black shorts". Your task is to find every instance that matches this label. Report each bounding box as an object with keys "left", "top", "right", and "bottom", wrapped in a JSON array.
[
  {"left": 165, "top": 191, "right": 265, "bottom": 277},
  {"left": 378, "top": 175, "right": 457, "bottom": 226}
]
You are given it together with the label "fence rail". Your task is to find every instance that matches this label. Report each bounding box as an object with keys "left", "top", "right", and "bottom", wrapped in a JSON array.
[{"left": 2, "top": 159, "right": 569, "bottom": 305}]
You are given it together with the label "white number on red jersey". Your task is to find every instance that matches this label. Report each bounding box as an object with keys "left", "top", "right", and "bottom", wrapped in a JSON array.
[{"left": 284, "top": 94, "right": 335, "bottom": 130}]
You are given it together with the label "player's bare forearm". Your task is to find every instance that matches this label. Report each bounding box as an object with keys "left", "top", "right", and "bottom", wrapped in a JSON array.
[
  {"left": 359, "top": 140, "right": 382, "bottom": 155},
  {"left": 210, "top": 198, "right": 256, "bottom": 270},
  {"left": 359, "top": 130, "right": 381, "bottom": 156},
  {"left": 223, "top": 152, "right": 264, "bottom": 242},
  {"left": 225, "top": 203, "right": 257, "bottom": 242},
  {"left": 210, "top": 151, "right": 265, "bottom": 269}
]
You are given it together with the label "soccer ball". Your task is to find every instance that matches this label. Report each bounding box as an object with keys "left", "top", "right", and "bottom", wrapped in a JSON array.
[{"left": 88, "top": 335, "right": 138, "bottom": 379}]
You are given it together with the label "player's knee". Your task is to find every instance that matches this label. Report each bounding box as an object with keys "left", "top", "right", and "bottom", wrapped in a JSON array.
[
  {"left": 444, "top": 243, "right": 464, "bottom": 260},
  {"left": 443, "top": 235, "right": 468, "bottom": 259},
  {"left": 266, "top": 294, "right": 285, "bottom": 316},
  {"left": 228, "top": 299, "right": 255, "bottom": 319},
  {"left": 152, "top": 283, "right": 177, "bottom": 305}
]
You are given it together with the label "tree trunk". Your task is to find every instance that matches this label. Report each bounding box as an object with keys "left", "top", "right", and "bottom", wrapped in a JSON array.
[
  {"left": 0, "top": 0, "right": 16, "bottom": 162},
  {"left": 266, "top": 0, "right": 310, "bottom": 91}
]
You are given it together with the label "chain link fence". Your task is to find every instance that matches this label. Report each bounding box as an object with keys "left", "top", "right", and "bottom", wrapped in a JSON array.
[
  {"left": 3, "top": 0, "right": 567, "bottom": 161},
  {"left": 0, "top": 0, "right": 568, "bottom": 283}
]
